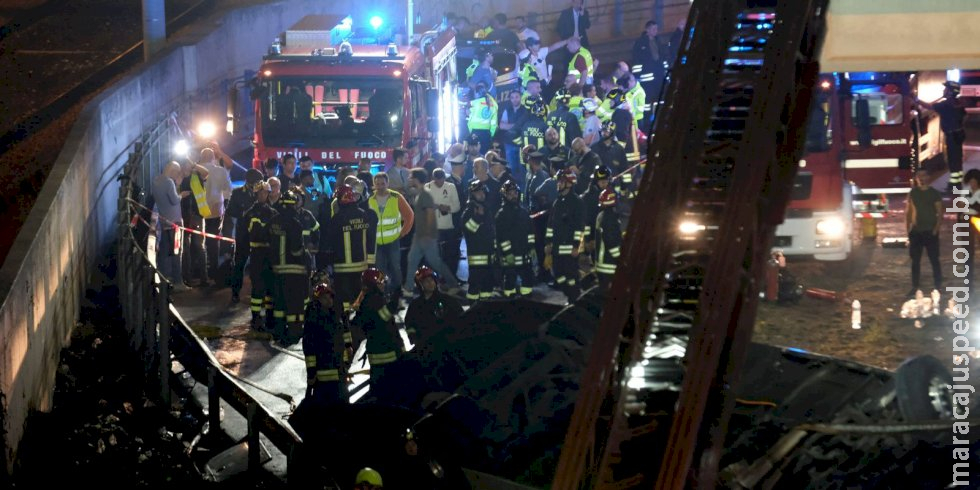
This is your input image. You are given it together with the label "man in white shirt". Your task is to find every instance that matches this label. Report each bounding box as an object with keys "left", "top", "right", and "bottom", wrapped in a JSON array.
[
  {"left": 200, "top": 146, "right": 233, "bottom": 283},
  {"left": 518, "top": 37, "right": 571, "bottom": 88},
  {"left": 514, "top": 16, "right": 539, "bottom": 47},
  {"left": 425, "top": 168, "right": 462, "bottom": 274}
]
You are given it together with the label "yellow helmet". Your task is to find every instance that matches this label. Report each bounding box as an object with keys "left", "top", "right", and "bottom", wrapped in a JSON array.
[{"left": 355, "top": 467, "right": 383, "bottom": 487}]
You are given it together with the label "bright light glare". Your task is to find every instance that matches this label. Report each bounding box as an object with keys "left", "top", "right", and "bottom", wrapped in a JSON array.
[
  {"left": 173, "top": 139, "right": 190, "bottom": 157},
  {"left": 196, "top": 121, "right": 217, "bottom": 139},
  {"left": 389, "top": 114, "right": 398, "bottom": 124},
  {"left": 679, "top": 221, "right": 706, "bottom": 234},
  {"left": 820, "top": 80, "right": 831, "bottom": 89},
  {"left": 370, "top": 16, "right": 383, "bottom": 29},
  {"left": 393, "top": 69, "right": 402, "bottom": 77},
  {"left": 816, "top": 217, "right": 845, "bottom": 236},
  {"left": 947, "top": 69, "right": 961, "bottom": 83},
  {"left": 263, "top": 69, "right": 272, "bottom": 77}
]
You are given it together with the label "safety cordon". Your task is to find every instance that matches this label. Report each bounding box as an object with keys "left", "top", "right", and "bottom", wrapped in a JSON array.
[{"left": 128, "top": 198, "right": 236, "bottom": 243}]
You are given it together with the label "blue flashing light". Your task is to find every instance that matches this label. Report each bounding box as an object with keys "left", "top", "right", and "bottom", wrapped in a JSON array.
[
  {"left": 847, "top": 72, "right": 878, "bottom": 81},
  {"left": 370, "top": 16, "right": 383, "bottom": 30},
  {"left": 786, "top": 347, "right": 808, "bottom": 354}
]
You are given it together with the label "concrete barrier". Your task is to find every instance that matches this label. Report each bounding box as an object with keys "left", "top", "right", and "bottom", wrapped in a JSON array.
[{"left": 0, "top": 0, "right": 334, "bottom": 475}]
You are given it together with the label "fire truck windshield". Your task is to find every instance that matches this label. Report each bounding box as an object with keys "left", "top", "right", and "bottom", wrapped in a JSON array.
[
  {"left": 258, "top": 77, "right": 404, "bottom": 149},
  {"left": 849, "top": 84, "right": 903, "bottom": 126}
]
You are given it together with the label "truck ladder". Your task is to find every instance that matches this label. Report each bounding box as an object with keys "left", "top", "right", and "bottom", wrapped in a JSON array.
[{"left": 552, "top": 1, "right": 829, "bottom": 488}]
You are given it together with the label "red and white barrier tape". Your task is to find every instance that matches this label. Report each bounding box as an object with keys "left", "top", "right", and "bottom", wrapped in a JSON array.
[{"left": 128, "top": 198, "right": 236, "bottom": 243}]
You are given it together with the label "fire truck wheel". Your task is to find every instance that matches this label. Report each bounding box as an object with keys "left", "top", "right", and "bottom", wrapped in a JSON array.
[{"left": 894, "top": 355, "right": 954, "bottom": 421}]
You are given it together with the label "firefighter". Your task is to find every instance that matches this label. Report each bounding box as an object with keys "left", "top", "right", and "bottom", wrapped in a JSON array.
[
  {"left": 244, "top": 181, "right": 277, "bottom": 330},
  {"left": 268, "top": 189, "right": 310, "bottom": 343},
  {"left": 541, "top": 127, "right": 570, "bottom": 163},
  {"left": 302, "top": 282, "right": 353, "bottom": 405},
  {"left": 592, "top": 120, "right": 629, "bottom": 175},
  {"left": 580, "top": 165, "right": 610, "bottom": 262},
  {"left": 404, "top": 265, "right": 463, "bottom": 348},
  {"left": 227, "top": 169, "right": 263, "bottom": 303},
  {"left": 325, "top": 184, "right": 377, "bottom": 312},
  {"left": 607, "top": 88, "right": 638, "bottom": 159},
  {"left": 520, "top": 96, "right": 550, "bottom": 157},
  {"left": 294, "top": 188, "right": 320, "bottom": 274},
  {"left": 570, "top": 137, "right": 603, "bottom": 194},
  {"left": 462, "top": 179, "right": 496, "bottom": 300},
  {"left": 496, "top": 179, "right": 536, "bottom": 297},
  {"left": 547, "top": 88, "right": 583, "bottom": 148},
  {"left": 545, "top": 169, "right": 585, "bottom": 302},
  {"left": 595, "top": 188, "right": 622, "bottom": 291},
  {"left": 467, "top": 83, "right": 498, "bottom": 152},
  {"left": 354, "top": 467, "right": 384, "bottom": 489},
  {"left": 916, "top": 81, "right": 967, "bottom": 192},
  {"left": 351, "top": 268, "right": 402, "bottom": 400}
]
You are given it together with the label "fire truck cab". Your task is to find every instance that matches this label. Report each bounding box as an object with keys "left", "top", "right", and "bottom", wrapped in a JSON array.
[
  {"left": 232, "top": 15, "right": 458, "bottom": 172},
  {"left": 773, "top": 72, "right": 941, "bottom": 261}
]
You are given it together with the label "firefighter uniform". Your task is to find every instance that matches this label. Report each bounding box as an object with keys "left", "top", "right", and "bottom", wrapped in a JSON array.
[
  {"left": 303, "top": 290, "right": 352, "bottom": 405},
  {"left": 592, "top": 134, "right": 629, "bottom": 175},
  {"left": 299, "top": 206, "right": 320, "bottom": 273},
  {"left": 547, "top": 175, "right": 585, "bottom": 301},
  {"left": 461, "top": 183, "right": 496, "bottom": 300},
  {"left": 596, "top": 191, "right": 623, "bottom": 291},
  {"left": 352, "top": 284, "right": 401, "bottom": 398},
  {"left": 519, "top": 97, "right": 549, "bottom": 168},
  {"left": 547, "top": 105, "right": 582, "bottom": 149},
  {"left": 244, "top": 197, "right": 277, "bottom": 329},
  {"left": 226, "top": 173, "right": 260, "bottom": 302},
  {"left": 495, "top": 187, "right": 536, "bottom": 296},
  {"left": 404, "top": 289, "right": 463, "bottom": 348},
  {"left": 325, "top": 196, "right": 377, "bottom": 311},
  {"left": 269, "top": 192, "right": 310, "bottom": 342}
]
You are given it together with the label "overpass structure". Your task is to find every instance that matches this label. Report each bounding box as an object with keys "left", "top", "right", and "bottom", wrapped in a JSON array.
[{"left": 1, "top": 0, "right": 978, "bottom": 481}]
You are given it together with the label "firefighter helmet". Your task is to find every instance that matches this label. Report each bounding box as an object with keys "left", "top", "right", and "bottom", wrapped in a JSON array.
[
  {"left": 469, "top": 179, "right": 488, "bottom": 193},
  {"left": 279, "top": 189, "right": 299, "bottom": 206},
  {"left": 313, "top": 282, "right": 335, "bottom": 299},
  {"left": 944, "top": 80, "right": 962, "bottom": 94},
  {"left": 556, "top": 169, "right": 577, "bottom": 186},
  {"left": 593, "top": 165, "right": 611, "bottom": 182},
  {"left": 599, "top": 188, "right": 618, "bottom": 207},
  {"left": 554, "top": 87, "right": 571, "bottom": 105},
  {"left": 530, "top": 99, "right": 548, "bottom": 118},
  {"left": 414, "top": 265, "right": 438, "bottom": 288},
  {"left": 501, "top": 179, "right": 519, "bottom": 194},
  {"left": 522, "top": 95, "right": 541, "bottom": 110},
  {"left": 606, "top": 88, "right": 626, "bottom": 106},
  {"left": 601, "top": 120, "right": 617, "bottom": 139},
  {"left": 361, "top": 268, "right": 387, "bottom": 290},
  {"left": 355, "top": 467, "right": 383, "bottom": 487},
  {"left": 335, "top": 184, "right": 357, "bottom": 205}
]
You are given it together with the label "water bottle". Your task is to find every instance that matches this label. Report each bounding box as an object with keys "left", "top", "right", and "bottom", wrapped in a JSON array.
[
  {"left": 931, "top": 289, "right": 940, "bottom": 316},
  {"left": 851, "top": 299, "right": 861, "bottom": 330}
]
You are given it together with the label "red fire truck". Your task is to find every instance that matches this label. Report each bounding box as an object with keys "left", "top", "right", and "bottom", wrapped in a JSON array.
[
  {"left": 231, "top": 15, "right": 458, "bottom": 171},
  {"left": 772, "top": 72, "right": 941, "bottom": 261}
]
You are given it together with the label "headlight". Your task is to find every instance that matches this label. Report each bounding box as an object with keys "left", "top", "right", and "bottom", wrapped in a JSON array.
[
  {"left": 679, "top": 221, "right": 706, "bottom": 235},
  {"left": 816, "top": 217, "right": 845, "bottom": 236}
]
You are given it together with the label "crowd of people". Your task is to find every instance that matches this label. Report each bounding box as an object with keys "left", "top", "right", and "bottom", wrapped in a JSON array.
[{"left": 146, "top": 4, "right": 686, "bottom": 429}]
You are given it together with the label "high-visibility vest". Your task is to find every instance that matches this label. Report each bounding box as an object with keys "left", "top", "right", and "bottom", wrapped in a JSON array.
[
  {"left": 465, "top": 59, "right": 480, "bottom": 80},
  {"left": 190, "top": 172, "right": 212, "bottom": 218},
  {"left": 368, "top": 191, "right": 404, "bottom": 245},
  {"left": 567, "top": 48, "right": 594, "bottom": 82},
  {"left": 467, "top": 97, "right": 498, "bottom": 135},
  {"left": 627, "top": 84, "right": 648, "bottom": 124}
]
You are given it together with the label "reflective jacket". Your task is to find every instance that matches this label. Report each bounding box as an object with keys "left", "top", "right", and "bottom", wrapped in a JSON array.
[
  {"left": 461, "top": 200, "right": 495, "bottom": 267},
  {"left": 596, "top": 208, "right": 622, "bottom": 276},
  {"left": 326, "top": 203, "right": 377, "bottom": 273},
  {"left": 547, "top": 191, "right": 584, "bottom": 255},
  {"left": 353, "top": 290, "right": 401, "bottom": 365},
  {"left": 269, "top": 208, "right": 307, "bottom": 274},
  {"left": 368, "top": 190, "right": 407, "bottom": 246},
  {"left": 303, "top": 301, "right": 352, "bottom": 385}
]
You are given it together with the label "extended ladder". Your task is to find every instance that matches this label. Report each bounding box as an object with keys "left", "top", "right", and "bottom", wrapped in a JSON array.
[{"left": 553, "top": 0, "right": 830, "bottom": 488}]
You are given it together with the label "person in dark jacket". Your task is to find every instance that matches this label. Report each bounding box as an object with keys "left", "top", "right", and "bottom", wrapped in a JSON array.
[
  {"left": 595, "top": 189, "right": 623, "bottom": 291},
  {"left": 325, "top": 185, "right": 377, "bottom": 312},
  {"left": 269, "top": 190, "right": 310, "bottom": 343},
  {"left": 545, "top": 169, "right": 584, "bottom": 302},
  {"left": 243, "top": 181, "right": 278, "bottom": 330},
  {"left": 404, "top": 265, "right": 463, "bottom": 348},
  {"left": 303, "top": 282, "right": 353, "bottom": 405},
  {"left": 352, "top": 268, "right": 406, "bottom": 404},
  {"left": 579, "top": 165, "right": 610, "bottom": 261},
  {"left": 226, "top": 170, "right": 263, "bottom": 302},
  {"left": 556, "top": 0, "right": 591, "bottom": 48},
  {"left": 461, "top": 179, "right": 496, "bottom": 300},
  {"left": 496, "top": 179, "right": 536, "bottom": 297}
]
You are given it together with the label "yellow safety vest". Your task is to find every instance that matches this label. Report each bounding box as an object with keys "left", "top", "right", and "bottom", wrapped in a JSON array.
[
  {"left": 468, "top": 97, "right": 498, "bottom": 135},
  {"left": 627, "top": 84, "right": 647, "bottom": 124},
  {"left": 190, "top": 172, "right": 212, "bottom": 218},
  {"left": 567, "top": 48, "right": 594, "bottom": 82},
  {"left": 368, "top": 190, "right": 404, "bottom": 245}
]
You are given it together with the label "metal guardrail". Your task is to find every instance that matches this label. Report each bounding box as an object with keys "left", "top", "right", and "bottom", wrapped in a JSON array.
[{"left": 115, "top": 116, "right": 303, "bottom": 479}]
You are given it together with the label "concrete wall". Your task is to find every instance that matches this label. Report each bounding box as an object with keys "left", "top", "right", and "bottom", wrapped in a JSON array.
[{"left": 0, "top": 0, "right": 332, "bottom": 474}]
